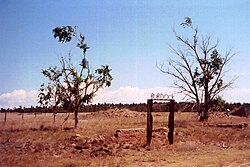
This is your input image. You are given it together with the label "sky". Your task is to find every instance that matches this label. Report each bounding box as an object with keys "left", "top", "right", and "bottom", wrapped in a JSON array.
[{"left": 0, "top": 0, "right": 250, "bottom": 108}]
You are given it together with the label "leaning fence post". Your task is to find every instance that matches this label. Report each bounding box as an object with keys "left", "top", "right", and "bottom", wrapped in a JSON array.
[
  {"left": 146, "top": 99, "right": 153, "bottom": 145},
  {"left": 168, "top": 99, "right": 175, "bottom": 145}
]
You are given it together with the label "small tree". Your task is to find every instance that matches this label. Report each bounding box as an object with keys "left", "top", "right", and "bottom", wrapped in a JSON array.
[
  {"left": 210, "top": 95, "right": 226, "bottom": 112},
  {"left": 159, "top": 18, "right": 236, "bottom": 121},
  {"left": 38, "top": 26, "right": 113, "bottom": 128}
]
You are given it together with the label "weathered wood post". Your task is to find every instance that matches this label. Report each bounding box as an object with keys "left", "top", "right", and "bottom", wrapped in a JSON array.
[
  {"left": 146, "top": 99, "right": 153, "bottom": 145},
  {"left": 53, "top": 107, "right": 57, "bottom": 124},
  {"left": 4, "top": 109, "right": 7, "bottom": 123},
  {"left": 53, "top": 112, "right": 56, "bottom": 124},
  {"left": 168, "top": 99, "right": 175, "bottom": 145}
]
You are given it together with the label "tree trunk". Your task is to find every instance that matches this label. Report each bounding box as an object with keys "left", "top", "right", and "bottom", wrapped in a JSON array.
[
  {"left": 204, "top": 79, "right": 209, "bottom": 120},
  {"left": 74, "top": 108, "right": 78, "bottom": 128},
  {"left": 195, "top": 101, "right": 202, "bottom": 119}
]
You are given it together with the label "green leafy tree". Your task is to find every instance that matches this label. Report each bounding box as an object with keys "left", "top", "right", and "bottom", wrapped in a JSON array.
[
  {"left": 159, "top": 18, "right": 236, "bottom": 121},
  {"left": 210, "top": 95, "right": 226, "bottom": 111},
  {"left": 38, "top": 26, "right": 113, "bottom": 128}
]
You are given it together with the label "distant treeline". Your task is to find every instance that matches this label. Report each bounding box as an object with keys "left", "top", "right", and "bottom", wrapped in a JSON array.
[{"left": 1, "top": 102, "right": 250, "bottom": 113}]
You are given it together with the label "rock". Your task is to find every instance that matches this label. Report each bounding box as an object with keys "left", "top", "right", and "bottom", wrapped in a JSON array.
[
  {"left": 91, "top": 139, "right": 98, "bottom": 144},
  {"left": 153, "top": 127, "right": 168, "bottom": 132},
  {"left": 221, "top": 143, "right": 229, "bottom": 149},
  {"left": 123, "top": 143, "right": 132, "bottom": 149},
  {"left": 115, "top": 128, "right": 145, "bottom": 140},
  {"left": 91, "top": 148, "right": 112, "bottom": 157},
  {"left": 72, "top": 143, "right": 84, "bottom": 150},
  {"left": 75, "top": 134, "right": 81, "bottom": 137},
  {"left": 15, "top": 145, "right": 22, "bottom": 149},
  {"left": 22, "top": 141, "right": 32, "bottom": 149},
  {"left": 82, "top": 143, "right": 91, "bottom": 149},
  {"left": 59, "top": 145, "right": 65, "bottom": 149},
  {"left": 74, "top": 145, "right": 83, "bottom": 150}
]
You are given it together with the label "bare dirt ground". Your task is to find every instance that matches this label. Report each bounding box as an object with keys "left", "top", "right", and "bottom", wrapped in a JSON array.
[{"left": 0, "top": 109, "right": 249, "bottom": 167}]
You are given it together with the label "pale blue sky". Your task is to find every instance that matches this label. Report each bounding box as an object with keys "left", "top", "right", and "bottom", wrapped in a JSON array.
[{"left": 0, "top": 0, "right": 250, "bottom": 107}]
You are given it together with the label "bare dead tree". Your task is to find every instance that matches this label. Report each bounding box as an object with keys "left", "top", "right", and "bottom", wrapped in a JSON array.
[{"left": 159, "top": 18, "right": 236, "bottom": 121}]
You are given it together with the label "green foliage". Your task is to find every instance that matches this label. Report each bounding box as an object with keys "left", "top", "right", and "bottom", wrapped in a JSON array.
[
  {"left": 52, "top": 26, "right": 76, "bottom": 43},
  {"left": 193, "top": 49, "right": 224, "bottom": 89},
  {"left": 211, "top": 95, "right": 226, "bottom": 109},
  {"left": 180, "top": 17, "right": 192, "bottom": 27},
  {"left": 39, "top": 26, "right": 113, "bottom": 127}
]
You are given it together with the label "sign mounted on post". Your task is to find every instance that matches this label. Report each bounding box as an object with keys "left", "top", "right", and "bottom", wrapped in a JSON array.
[
  {"left": 150, "top": 93, "right": 174, "bottom": 100},
  {"left": 146, "top": 93, "right": 175, "bottom": 145}
]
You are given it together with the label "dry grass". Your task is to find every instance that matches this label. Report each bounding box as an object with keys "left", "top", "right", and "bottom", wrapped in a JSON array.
[{"left": 0, "top": 110, "right": 250, "bottom": 167}]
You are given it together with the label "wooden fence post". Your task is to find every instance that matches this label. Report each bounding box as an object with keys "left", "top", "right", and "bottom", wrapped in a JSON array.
[
  {"left": 4, "top": 109, "right": 7, "bottom": 124},
  {"left": 146, "top": 99, "right": 153, "bottom": 145},
  {"left": 53, "top": 113, "right": 56, "bottom": 124},
  {"left": 168, "top": 99, "right": 175, "bottom": 145}
]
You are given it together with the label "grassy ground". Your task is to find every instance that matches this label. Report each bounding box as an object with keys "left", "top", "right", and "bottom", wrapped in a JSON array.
[{"left": 0, "top": 109, "right": 249, "bottom": 167}]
